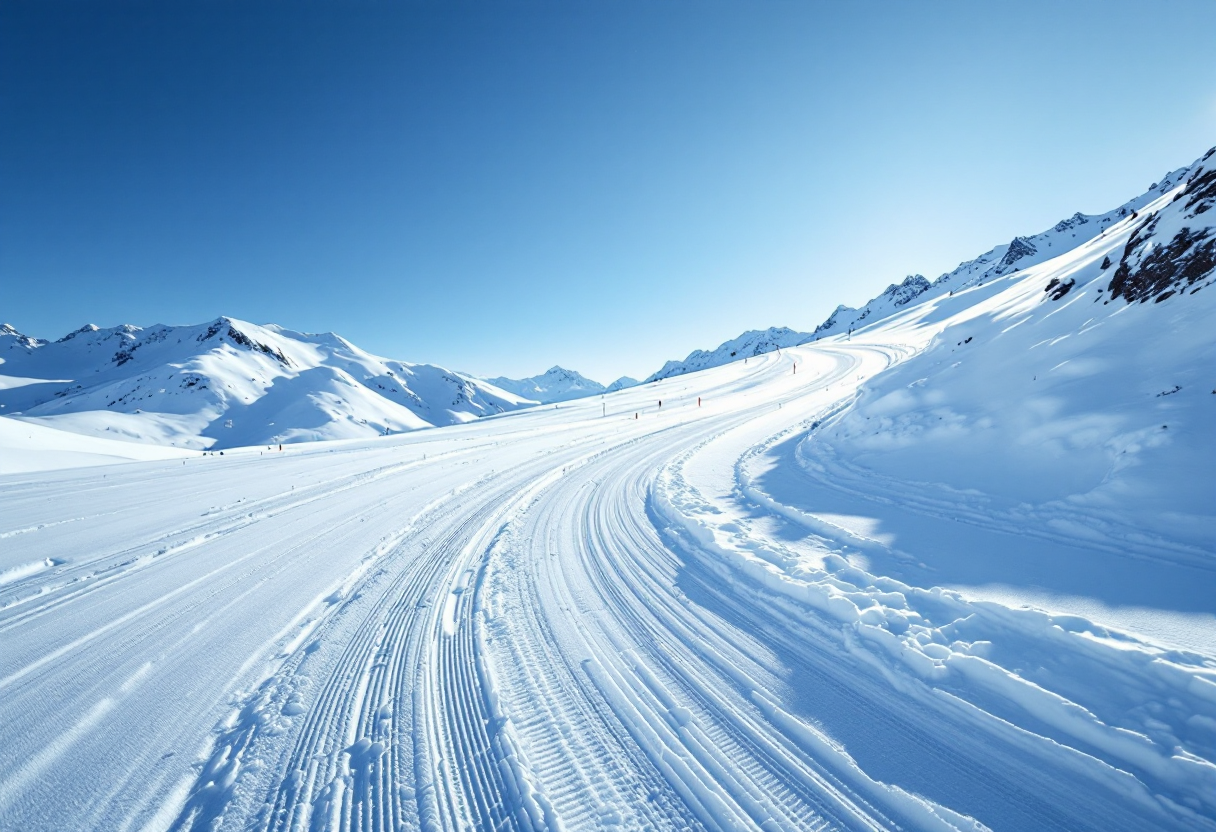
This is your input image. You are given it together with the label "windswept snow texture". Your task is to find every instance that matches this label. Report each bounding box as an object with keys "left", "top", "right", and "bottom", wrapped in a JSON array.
[
  {"left": 3, "top": 153, "right": 1215, "bottom": 832},
  {"left": 487, "top": 366, "right": 612, "bottom": 403},
  {"left": 0, "top": 318, "right": 530, "bottom": 450}
]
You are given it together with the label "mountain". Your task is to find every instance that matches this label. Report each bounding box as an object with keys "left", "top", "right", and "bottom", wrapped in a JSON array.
[
  {"left": 646, "top": 327, "right": 807, "bottom": 382},
  {"left": 809, "top": 144, "right": 1216, "bottom": 554},
  {"left": 605, "top": 376, "right": 639, "bottom": 393},
  {"left": 0, "top": 317, "right": 530, "bottom": 450},
  {"left": 803, "top": 275, "right": 932, "bottom": 342},
  {"left": 646, "top": 158, "right": 1203, "bottom": 380},
  {"left": 486, "top": 366, "right": 609, "bottom": 403}
]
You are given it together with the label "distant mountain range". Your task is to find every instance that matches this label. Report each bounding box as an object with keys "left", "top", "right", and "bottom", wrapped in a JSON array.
[
  {"left": 5, "top": 148, "right": 1211, "bottom": 451},
  {"left": 485, "top": 366, "right": 637, "bottom": 404},
  {"left": 0, "top": 317, "right": 530, "bottom": 449}
]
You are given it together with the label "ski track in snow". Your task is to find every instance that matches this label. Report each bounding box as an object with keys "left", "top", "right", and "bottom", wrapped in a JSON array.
[{"left": 1, "top": 333, "right": 1213, "bottom": 831}]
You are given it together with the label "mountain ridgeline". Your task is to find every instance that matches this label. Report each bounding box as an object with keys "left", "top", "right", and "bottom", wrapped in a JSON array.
[
  {"left": 486, "top": 366, "right": 637, "bottom": 404},
  {"left": 644, "top": 150, "right": 1212, "bottom": 382},
  {"left": 0, "top": 318, "right": 531, "bottom": 449},
  {"left": 4, "top": 148, "right": 1212, "bottom": 450}
]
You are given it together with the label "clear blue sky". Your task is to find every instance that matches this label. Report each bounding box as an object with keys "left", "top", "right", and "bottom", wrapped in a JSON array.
[{"left": 3, "top": 1, "right": 1214, "bottom": 383}]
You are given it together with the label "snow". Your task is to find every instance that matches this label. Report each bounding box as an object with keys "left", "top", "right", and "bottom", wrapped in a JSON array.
[
  {"left": 644, "top": 158, "right": 1205, "bottom": 383},
  {"left": 0, "top": 414, "right": 194, "bottom": 473},
  {"left": 647, "top": 327, "right": 808, "bottom": 381},
  {"left": 487, "top": 366, "right": 615, "bottom": 403},
  {"left": 1, "top": 148, "right": 1214, "bottom": 831},
  {"left": 0, "top": 317, "right": 531, "bottom": 450},
  {"left": 604, "top": 375, "right": 639, "bottom": 393}
]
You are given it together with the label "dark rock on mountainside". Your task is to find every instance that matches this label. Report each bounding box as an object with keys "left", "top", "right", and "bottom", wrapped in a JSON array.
[
  {"left": 997, "top": 237, "right": 1038, "bottom": 272},
  {"left": 1044, "top": 277, "right": 1075, "bottom": 301},
  {"left": 1109, "top": 223, "right": 1214, "bottom": 303},
  {"left": 1109, "top": 151, "right": 1216, "bottom": 304}
]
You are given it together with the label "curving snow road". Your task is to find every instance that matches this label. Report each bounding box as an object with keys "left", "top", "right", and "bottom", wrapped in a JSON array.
[{"left": 2, "top": 337, "right": 1213, "bottom": 832}]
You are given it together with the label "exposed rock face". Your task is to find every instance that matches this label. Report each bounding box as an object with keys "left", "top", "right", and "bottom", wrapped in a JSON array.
[
  {"left": 998, "top": 237, "right": 1038, "bottom": 271},
  {"left": 1109, "top": 148, "right": 1216, "bottom": 304}
]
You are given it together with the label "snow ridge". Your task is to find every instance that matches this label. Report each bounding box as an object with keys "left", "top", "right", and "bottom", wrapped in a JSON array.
[
  {"left": 1109, "top": 148, "right": 1216, "bottom": 304},
  {"left": 0, "top": 316, "right": 529, "bottom": 450},
  {"left": 646, "top": 155, "right": 1205, "bottom": 381},
  {"left": 646, "top": 327, "right": 807, "bottom": 382}
]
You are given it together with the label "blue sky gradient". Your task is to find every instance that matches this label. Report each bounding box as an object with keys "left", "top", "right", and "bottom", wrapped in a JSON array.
[{"left": 3, "top": 1, "right": 1215, "bottom": 381}]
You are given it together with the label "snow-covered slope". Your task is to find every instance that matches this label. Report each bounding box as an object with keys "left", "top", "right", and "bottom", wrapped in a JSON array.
[
  {"left": 0, "top": 317, "right": 529, "bottom": 450},
  {"left": 2, "top": 149, "right": 1214, "bottom": 832},
  {"left": 804, "top": 274, "right": 933, "bottom": 341},
  {"left": 803, "top": 144, "right": 1216, "bottom": 568},
  {"left": 646, "top": 327, "right": 808, "bottom": 382},
  {"left": 648, "top": 159, "right": 1202, "bottom": 380},
  {"left": 0, "top": 414, "right": 195, "bottom": 473},
  {"left": 605, "top": 375, "right": 639, "bottom": 393},
  {"left": 486, "top": 365, "right": 609, "bottom": 403}
]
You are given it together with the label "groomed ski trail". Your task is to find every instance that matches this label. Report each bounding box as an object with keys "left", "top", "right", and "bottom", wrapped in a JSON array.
[{"left": 1, "top": 339, "right": 1212, "bottom": 832}]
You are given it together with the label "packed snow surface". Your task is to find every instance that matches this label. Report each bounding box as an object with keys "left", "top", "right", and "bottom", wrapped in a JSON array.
[
  {"left": 0, "top": 414, "right": 195, "bottom": 474},
  {"left": 2, "top": 151, "right": 1214, "bottom": 831}
]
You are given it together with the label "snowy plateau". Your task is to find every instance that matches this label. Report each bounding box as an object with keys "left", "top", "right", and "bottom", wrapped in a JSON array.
[{"left": 1, "top": 146, "right": 1215, "bottom": 832}]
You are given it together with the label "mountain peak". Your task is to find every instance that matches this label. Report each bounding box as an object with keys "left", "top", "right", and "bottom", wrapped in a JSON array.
[
  {"left": 605, "top": 376, "right": 639, "bottom": 393},
  {"left": 1, "top": 323, "right": 47, "bottom": 351},
  {"left": 0, "top": 318, "right": 529, "bottom": 449},
  {"left": 54, "top": 324, "right": 101, "bottom": 343},
  {"left": 487, "top": 366, "right": 607, "bottom": 403},
  {"left": 643, "top": 146, "right": 1216, "bottom": 382}
]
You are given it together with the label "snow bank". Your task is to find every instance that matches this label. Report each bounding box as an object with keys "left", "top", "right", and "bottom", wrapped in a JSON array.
[{"left": 0, "top": 414, "right": 194, "bottom": 473}]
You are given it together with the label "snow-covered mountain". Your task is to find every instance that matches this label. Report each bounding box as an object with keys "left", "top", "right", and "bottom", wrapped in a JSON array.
[
  {"left": 647, "top": 158, "right": 1204, "bottom": 380},
  {"left": 4, "top": 149, "right": 1215, "bottom": 832},
  {"left": 486, "top": 366, "right": 609, "bottom": 403},
  {"left": 808, "top": 144, "right": 1216, "bottom": 557},
  {"left": 604, "top": 376, "right": 639, "bottom": 393},
  {"left": 646, "top": 327, "right": 807, "bottom": 382},
  {"left": 0, "top": 317, "right": 530, "bottom": 449}
]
